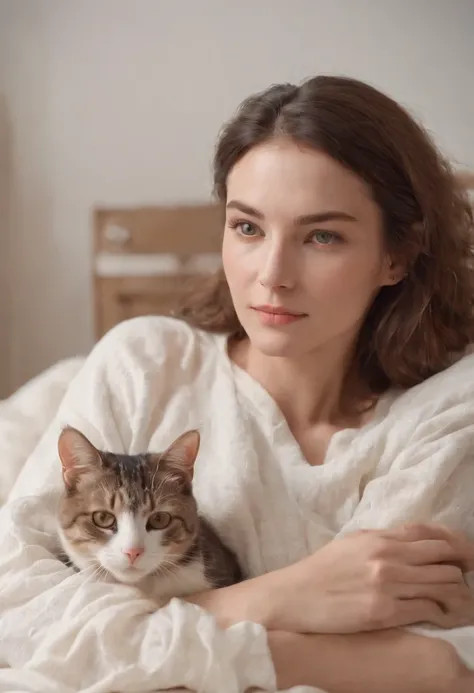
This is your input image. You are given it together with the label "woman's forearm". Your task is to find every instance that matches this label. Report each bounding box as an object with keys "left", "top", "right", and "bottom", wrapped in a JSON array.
[
  {"left": 185, "top": 573, "right": 273, "bottom": 629},
  {"left": 187, "top": 580, "right": 472, "bottom": 693},
  {"left": 268, "top": 629, "right": 472, "bottom": 693}
]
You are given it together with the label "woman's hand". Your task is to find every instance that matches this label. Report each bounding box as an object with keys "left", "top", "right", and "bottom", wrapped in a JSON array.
[
  {"left": 263, "top": 523, "right": 474, "bottom": 634},
  {"left": 418, "top": 523, "right": 474, "bottom": 572}
]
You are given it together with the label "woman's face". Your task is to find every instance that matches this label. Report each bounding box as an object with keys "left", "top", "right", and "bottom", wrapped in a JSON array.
[{"left": 222, "top": 138, "right": 401, "bottom": 359}]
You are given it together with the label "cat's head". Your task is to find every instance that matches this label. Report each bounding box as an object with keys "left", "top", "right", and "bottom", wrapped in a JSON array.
[{"left": 57, "top": 427, "right": 200, "bottom": 585}]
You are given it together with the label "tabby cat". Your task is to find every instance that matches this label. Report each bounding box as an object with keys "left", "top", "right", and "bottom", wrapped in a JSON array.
[{"left": 56, "top": 426, "right": 242, "bottom": 603}]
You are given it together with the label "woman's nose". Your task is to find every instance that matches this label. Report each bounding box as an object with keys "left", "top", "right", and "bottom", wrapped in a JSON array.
[{"left": 257, "top": 241, "right": 297, "bottom": 290}]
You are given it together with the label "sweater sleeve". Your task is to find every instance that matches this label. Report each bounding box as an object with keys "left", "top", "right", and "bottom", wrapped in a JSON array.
[
  {"left": 338, "top": 384, "right": 474, "bottom": 670},
  {"left": 0, "top": 318, "right": 276, "bottom": 693}
]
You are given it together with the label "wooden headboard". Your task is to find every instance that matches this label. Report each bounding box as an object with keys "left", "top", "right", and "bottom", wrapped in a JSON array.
[
  {"left": 93, "top": 174, "right": 474, "bottom": 339},
  {"left": 93, "top": 203, "right": 223, "bottom": 338}
]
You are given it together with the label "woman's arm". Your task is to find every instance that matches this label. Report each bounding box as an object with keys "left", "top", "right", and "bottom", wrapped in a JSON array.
[
  {"left": 189, "top": 526, "right": 473, "bottom": 633},
  {"left": 188, "top": 526, "right": 474, "bottom": 692},
  {"left": 190, "top": 580, "right": 472, "bottom": 693},
  {"left": 268, "top": 629, "right": 472, "bottom": 693}
]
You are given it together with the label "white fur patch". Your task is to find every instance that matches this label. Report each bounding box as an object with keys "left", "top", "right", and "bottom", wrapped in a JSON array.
[
  {"left": 98, "top": 511, "right": 168, "bottom": 583},
  {"left": 58, "top": 510, "right": 210, "bottom": 601},
  {"left": 145, "top": 560, "right": 209, "bottom": 605}
]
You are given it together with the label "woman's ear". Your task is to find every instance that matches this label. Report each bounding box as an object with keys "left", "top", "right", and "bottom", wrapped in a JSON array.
[{"left": 380, "top": 255, "right": 407, "bottom": 287}]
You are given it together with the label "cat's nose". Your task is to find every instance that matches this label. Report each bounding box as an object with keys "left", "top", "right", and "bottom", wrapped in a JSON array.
[{"left": 122, "top": 547, "right": 144, "bottom": 565}]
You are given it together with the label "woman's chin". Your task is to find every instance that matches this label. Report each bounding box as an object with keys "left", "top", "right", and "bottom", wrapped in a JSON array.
[{"left": 247, "top": 330, "right": 304, "bottom": 358}]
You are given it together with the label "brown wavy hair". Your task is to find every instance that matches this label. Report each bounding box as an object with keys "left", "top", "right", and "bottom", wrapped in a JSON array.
[{"left": 177, "top": 75, "right": 474, "bottom": 396}]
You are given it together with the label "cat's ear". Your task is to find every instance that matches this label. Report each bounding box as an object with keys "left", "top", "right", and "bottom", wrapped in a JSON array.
[
  {"left": 58, "top": 427, "right": 101, "bottom": 489},
  {"left": 160, "top": 429, "right": 200, "bottom": 481}
]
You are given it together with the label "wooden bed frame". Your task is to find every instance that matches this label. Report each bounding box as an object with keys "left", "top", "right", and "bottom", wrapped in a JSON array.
[
  {"left": 93, "top": 172, "right": 474, "bottom": 339},
  {"left": 93, "top": 203, "right": 224, "bottom": 338}
]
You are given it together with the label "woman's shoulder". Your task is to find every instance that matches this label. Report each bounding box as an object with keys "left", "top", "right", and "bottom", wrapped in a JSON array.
[{"left": 382, "top": 349, "right": 474, "bottom": 426}]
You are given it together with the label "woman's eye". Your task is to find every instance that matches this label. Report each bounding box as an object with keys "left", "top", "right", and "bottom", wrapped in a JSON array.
[
  {"left": 310, "top": 230, "right": 339, "bottom": 245},
  {"left": 228, "top": 220, "right": 260, "bottom": 237},
  {"left": 146, "top": 511, "right": 172, "bottom": 531},
  {"left": 239, "top": 222, "right": 256, "bottom": 236},
  {"left": 92, "top": 510, "right": 116, "bottom": 529}
]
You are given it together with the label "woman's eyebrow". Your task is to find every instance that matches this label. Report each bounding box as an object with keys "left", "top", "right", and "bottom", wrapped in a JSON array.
[
  {"left": 226, "top": 200, "right": 358, "bottom": 224},
  {"left": 226, "top": 200, "right": 264, "bottom": 219},
  {"left": 295, "top": 211, "right": 358, "bottom": 225}
]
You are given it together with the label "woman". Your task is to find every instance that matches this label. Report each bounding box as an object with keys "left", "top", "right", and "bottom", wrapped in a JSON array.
[{"left": 2, "top": 75, "right": 474, "bottom": 693}]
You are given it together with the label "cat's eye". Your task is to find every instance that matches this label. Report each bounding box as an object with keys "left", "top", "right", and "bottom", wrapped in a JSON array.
[
  {"left": 92, "top": 510, "right": 116, "bottom": 529},
  {"left": 147, "top": 511, "right": 172, "bottom": 531}
]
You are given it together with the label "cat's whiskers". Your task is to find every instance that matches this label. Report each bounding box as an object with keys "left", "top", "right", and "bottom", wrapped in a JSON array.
[
  {"left": 96, "top": 566, "right": 110, "bottom": 582},
  {"left": 152, "top": 565, "right": 175, "bottom": 580},
  {"left": 79, "top": 559, "right": 108, "bottom": 584},
  {"left": 79, "top": 555, "right": 115, "bottom": 584},
  {"left": 151, "top": 556, "right": 182, "bottom": 579},
  {"left": 78, "top": 555, "right": 98, "bottom": 569},
  {"left": 88, "top": 566, "right": 107, "bottom": 582}
]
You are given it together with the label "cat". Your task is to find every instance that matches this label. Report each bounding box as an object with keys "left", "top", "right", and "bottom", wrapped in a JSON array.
[{"left": 56, "top": 426, "right": 243, "bottom": 604}]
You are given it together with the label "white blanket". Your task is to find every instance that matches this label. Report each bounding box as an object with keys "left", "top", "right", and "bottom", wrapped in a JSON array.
[
  {"left": 0, "top": 358, "right": 84, "bottom": 505},
  {"left": 1, "top": 317, "right": 474, "bottom": 693},
  {"left": 0, "top": 351, "right": 315, "bottom": 693}
]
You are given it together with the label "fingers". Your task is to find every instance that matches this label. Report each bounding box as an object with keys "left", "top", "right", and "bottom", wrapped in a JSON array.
[
  {"left": 396, "top": 580, "right": 467, "bottom": 604},
  {"left": 394, "top": 563, "right": 465, "bottom": 585},
  {"left": 358, "top": 523, "right": 448, "bottom": 542},
  {"left": 364, "top": 594, "right": 451, "bottom": 630},
  {"left": 385, "top": 523, "right": 451, "bottom": 542},
  {"left": 368, "top": 535, "right": 466, "bottom": 566},
  {"left": 389, "top": 597, "right": 448, "bottom": 629},
  {"left": 381, "top": 523, "right": 470, "bottom": 548},
  {"left": 374, "top": 523, "right": 474, "bottom": 572},
  {"left": 388, "top": 524, "right": 474, "bottom": 557},
  {"left": 368, "top": 561, "right": 464, "bottom": 589},
  {"left": 403, "top": 539, "right": 466, "bottom": 566},
  {"left": 387, "top": 591, "right": 474, "bottom": 630},
  {"left": 363, "top": 584, "right": 474, "bottom": 631}
]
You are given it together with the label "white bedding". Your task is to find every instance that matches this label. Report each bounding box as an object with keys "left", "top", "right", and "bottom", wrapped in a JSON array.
[
  {"left": 0, "top": 357, "right": 84, "bottom": 505},
  {"left": 0, "top": 321, "right": 473, "bottom": 692},
  {"left": 0, "top": 353, "right": 317, "bottom": 693}
]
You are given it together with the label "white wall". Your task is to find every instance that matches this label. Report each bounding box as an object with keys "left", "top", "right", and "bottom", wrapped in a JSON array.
[{"left": 1, "top": 0, "right": 473, "bottom": 393}]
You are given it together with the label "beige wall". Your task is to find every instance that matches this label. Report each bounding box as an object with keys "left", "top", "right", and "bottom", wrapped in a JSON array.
[
  {"left": 1, "top": 0, "right": 474, "bottom": 393},
  {"left": 0, "top": 96, "right": 10, "bottom": 398},
  {"left": 0, "top": 21, "right": 11, "bottom": 397}
]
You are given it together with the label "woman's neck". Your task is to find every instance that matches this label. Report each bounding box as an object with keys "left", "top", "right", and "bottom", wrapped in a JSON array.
[{"left": 230, "top": 336, "right": 369, "bottom": 430}]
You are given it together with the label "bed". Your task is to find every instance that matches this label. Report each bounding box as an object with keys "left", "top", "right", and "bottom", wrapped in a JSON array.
[{"left": 93, "top": 202, "right": 224, "bottom": 338}]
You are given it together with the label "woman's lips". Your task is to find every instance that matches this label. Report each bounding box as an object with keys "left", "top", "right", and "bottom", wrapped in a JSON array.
[{"left": 251, "top": 305, "right": 307, "bottom": 326}]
